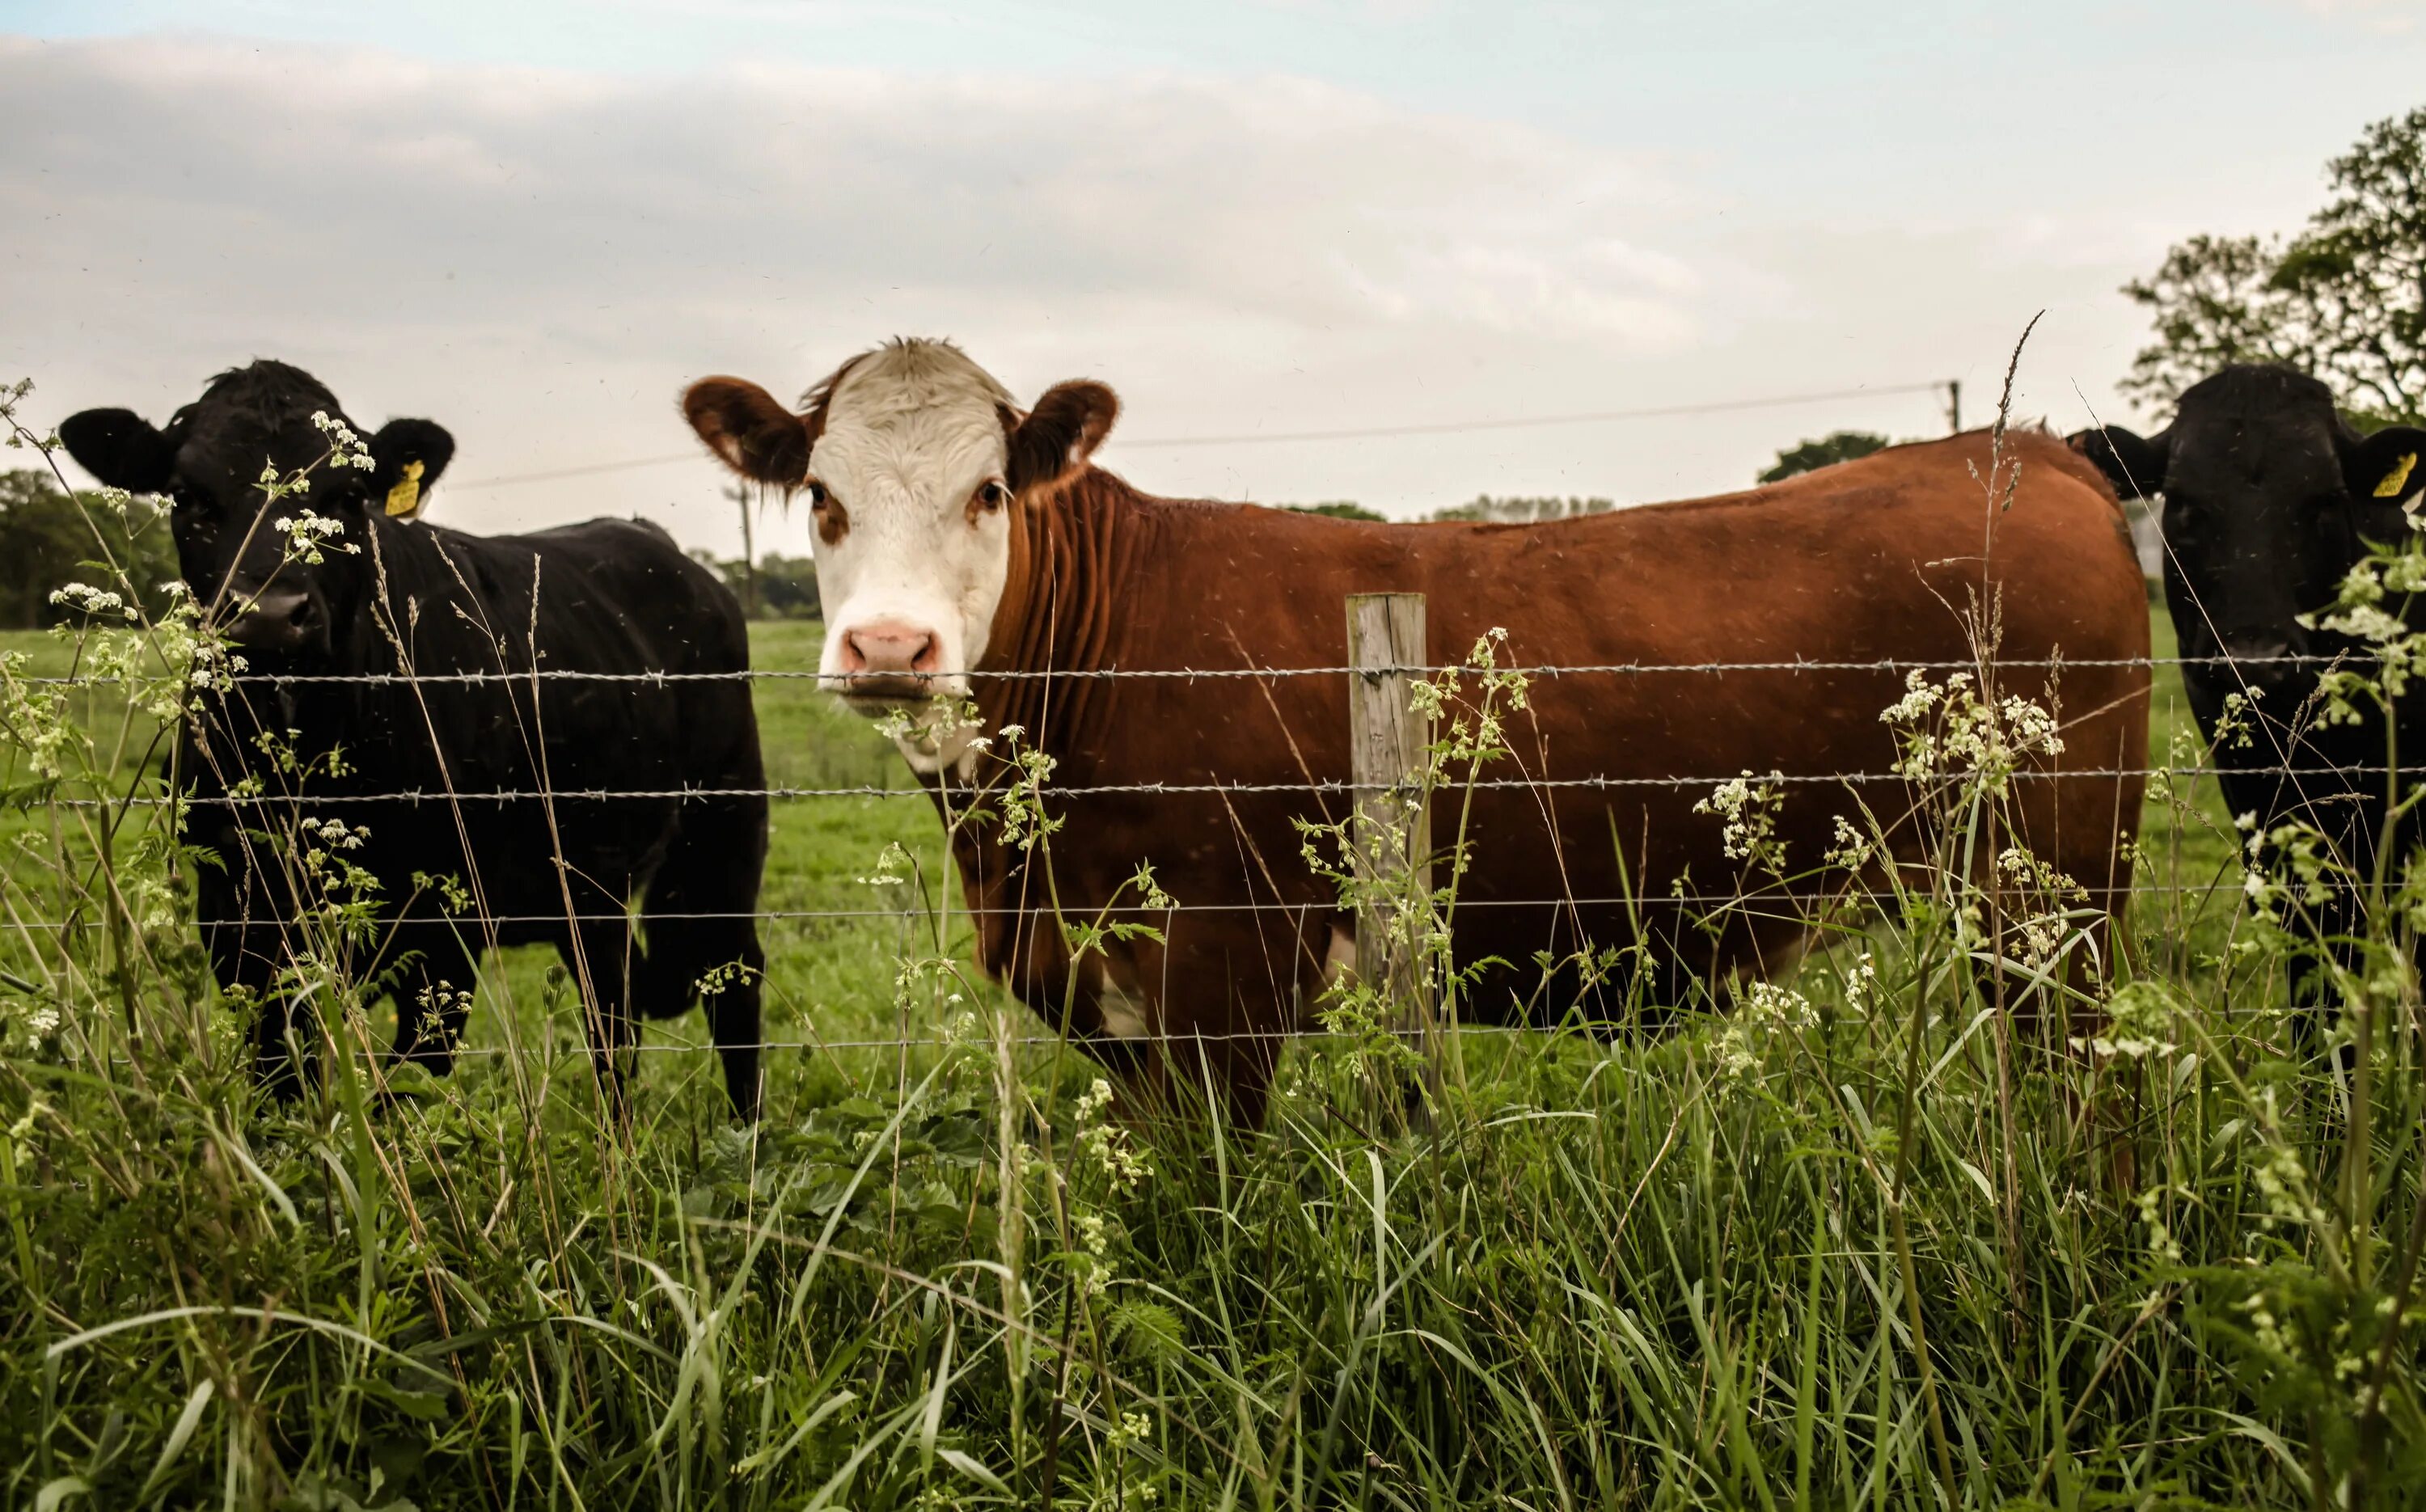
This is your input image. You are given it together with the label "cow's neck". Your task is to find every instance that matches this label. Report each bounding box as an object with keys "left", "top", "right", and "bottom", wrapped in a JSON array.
[{"left": 976, "top": 468, "right": 1143, "bottom": 763}]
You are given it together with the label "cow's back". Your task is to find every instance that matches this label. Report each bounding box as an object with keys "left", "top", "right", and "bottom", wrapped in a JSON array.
[
  {"left": 974, "top": 430, "right": 2149, "bottom": 1033},
  {"left": 191, "top": 513, "right": 762, "bottom": 941}
]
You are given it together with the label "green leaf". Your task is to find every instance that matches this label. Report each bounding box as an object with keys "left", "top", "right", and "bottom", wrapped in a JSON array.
[
  {"left": 135, "top": 1379, "right": 216, "bottom": 1505},
  {"left": 34, "top": 1478, "right": 91, "bottom": 1512}
]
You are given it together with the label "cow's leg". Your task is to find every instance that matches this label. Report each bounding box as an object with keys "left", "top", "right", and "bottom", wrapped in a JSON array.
[
  {"left": 1112, "top": 1028, "right": 1280, "bottom": 1132},
  {"left": 1102, "top": 928, "right": 1292, "bottom": 1133},
  {"left": 701, "top": 934, "right": 765, "bottom": 1121},
  {"left": 637, "top": 916, "right": 766, "bottom": 1121},
  {"left": 635, "top": 791, "right": 769, "bottom": 1120},
  {"left": 560, "top": 915, "right": 640, "bottom": 1127},
  {"left": 200, "top": 859, "right": 320, "bottom": 1103}
]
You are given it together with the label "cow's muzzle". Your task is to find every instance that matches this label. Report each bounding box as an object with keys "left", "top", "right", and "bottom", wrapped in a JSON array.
[
  {"left": 835, "top": 619, "right": 943, "bottom": 703},
  {"left": 224, "top": 582, "right": 326, "bottom": 652}
]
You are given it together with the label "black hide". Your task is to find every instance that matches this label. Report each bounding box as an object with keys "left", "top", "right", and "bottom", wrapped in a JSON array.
[
  {"left": 2073, "top": 365, "right": 2426, "bottom": 1016},
  {"left": 61, "top": 361, "right": 768, "bottom": 1117}
]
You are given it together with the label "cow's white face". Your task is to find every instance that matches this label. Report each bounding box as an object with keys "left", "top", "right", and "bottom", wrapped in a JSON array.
[{"left": 682, "top": 339, "right": 1118, "bottom": 771}]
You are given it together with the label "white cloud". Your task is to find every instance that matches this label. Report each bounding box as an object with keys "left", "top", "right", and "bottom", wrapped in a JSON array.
[
  {"left": 0, "top": 32, "right": 1749, "bottom": 544},
  {"left": 0, "top": 26, "right": 2272, "bottom": 545}
]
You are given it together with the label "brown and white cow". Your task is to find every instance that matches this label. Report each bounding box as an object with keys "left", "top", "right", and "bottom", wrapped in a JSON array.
[{"left": 685, "top": 339, "right": 2151, "bottom": 1123}]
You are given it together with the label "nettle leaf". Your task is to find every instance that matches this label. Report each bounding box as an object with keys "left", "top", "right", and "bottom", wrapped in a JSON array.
[{"left": 1106, "top": 1299, "right": 1191, "bottom": 1368}]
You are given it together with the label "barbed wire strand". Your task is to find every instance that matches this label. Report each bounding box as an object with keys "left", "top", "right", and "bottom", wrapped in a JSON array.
[
  {"left": 35, "top": 762, "right": 2415, "bottom": 809},
  {"left": 15, "top": 652, "right": 2367, "bottom": 687},
  {"left": 4, "top": 881, "right": 2265, "bottom": 933}
]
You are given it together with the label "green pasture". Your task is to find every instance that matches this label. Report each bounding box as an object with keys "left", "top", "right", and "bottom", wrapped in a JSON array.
[{"left": 8, "top": 606, "right": 2424, "bottom": 1510}]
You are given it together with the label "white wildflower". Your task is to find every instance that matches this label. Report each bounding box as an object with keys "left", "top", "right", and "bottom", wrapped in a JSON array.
[{"left": 1694, "top": 770, "right": 1786, "bottom": 868}]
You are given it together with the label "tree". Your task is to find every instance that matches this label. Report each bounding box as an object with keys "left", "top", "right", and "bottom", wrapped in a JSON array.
[
  {"left": 1280, "top": 501, "right": 1386, "bottom": 522},
  {"left": 1757, "top": 431, "right": 1891, "bottom": 484},
  {"left": 688, "top": 548, "right": 822, "bottom": 620},
  {"left": 0, "top": 470, "right": 180, "bottom": 628},
  {"left": 2124, "top": 107, "right": 2426, "bottom": 426},
  {"left": 1426, "top": 495, "right": 1613, "bottom": 523},
  {"left": 754, "top": 554, "right": 822, "bottom": 619}
]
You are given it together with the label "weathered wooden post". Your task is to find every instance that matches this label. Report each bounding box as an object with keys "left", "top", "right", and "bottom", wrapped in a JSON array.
[{"left": 1345, "top": 593, "right": 1435, "bottom": 1104}]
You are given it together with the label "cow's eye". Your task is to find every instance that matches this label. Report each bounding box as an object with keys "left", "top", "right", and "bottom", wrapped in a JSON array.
[
  {"left": 974, "top": 479, "right": 1010, "bottom": 512},
  {"left": 805, "top": 479, "right": 830, "bottom": 509}
]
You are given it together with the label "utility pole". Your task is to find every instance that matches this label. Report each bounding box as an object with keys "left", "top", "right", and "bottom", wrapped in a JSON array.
[
  {"left": 1944, "top": 379, "right": 1963, "bottom": 435},
  {"left": 724, "top": 480, "right": 759, "bottom": 618}
]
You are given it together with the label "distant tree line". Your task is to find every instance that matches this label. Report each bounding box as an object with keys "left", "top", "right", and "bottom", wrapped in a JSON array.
[
  {"left": 1281, "top": 494, "right": 1616, "bottom": 524},
  {"left": 689, "top": 550, "right": 822, "bottom": 620},
  {"left": 0, "top": 470, "right": 180, "bottom": 628},
  {"left": 1282, "top": 450, "right": 1932, "bottom": 519}
]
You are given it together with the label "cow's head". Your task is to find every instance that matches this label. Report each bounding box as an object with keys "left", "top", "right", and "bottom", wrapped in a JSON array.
[
  {"left": 682, "top": 339, "right": 1117, "bottom": 728},
  {"left": 2074, "top": 365, "right": 2426, "bottom": 700},
  {"left": 57, "top": 361, "right": 454, "bottom": 659}
]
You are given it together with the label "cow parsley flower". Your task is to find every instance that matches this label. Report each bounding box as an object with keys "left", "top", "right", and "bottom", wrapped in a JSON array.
[
  {"left": 1881, "top": 667, "right": 1952, "bottom": 724},
  {"left": 856, "top": 840, "right": 912, "bottom": 888},
  {"left": 1880, "top": 670, "right": 2063, "bottom": 792},
  {"left": 311, "top": 409, "right": 374, "bottom": 471},
  {"left": 15, "top": 1000, "right": 59, "bottom": 1040},
  {"left": 1825, "top": 813, "right": 1874, "bottom": 870},
  {"left": 1105, "top": 1409, "right": 1154, "bottom": 1451},
  {"left": 273, "top": 509, "right": 356, "bottom": 564},
  {"left": 298, "top": 815, "right": 367, "bottom": 851},
  {"left": 2135, "top": 1184, "right": 2185, "bottom": 1266},
  {"left": 1695, "top": 770, "right": 1787, "bottom": 868},
  {"left": 1708, "top": 979, "right": 1816, "bottom": 1082},
  {"left": 48, "top": 582, "right": 134, "bottom": 620},
  {"left": 1072, "top": 1076, "right": 1152, "bottom": 1193}
]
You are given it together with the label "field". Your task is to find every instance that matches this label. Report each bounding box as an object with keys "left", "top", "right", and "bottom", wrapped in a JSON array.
[{"left": 6, "top": 607, "right": 2425, "bottom": 1510}]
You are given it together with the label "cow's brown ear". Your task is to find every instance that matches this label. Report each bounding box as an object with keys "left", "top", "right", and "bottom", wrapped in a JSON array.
[
  {"left": 1007, "top": 380, "right": 1119, "bottom": 496},
  {"left": 683, "top": 377, "right": 811, "bottom": 487}
]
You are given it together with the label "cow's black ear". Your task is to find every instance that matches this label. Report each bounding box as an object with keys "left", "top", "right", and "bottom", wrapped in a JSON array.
[
  {"left": 683, "top": 377, "right": 810, "bottom": 487},
  {"left": 368, "top": 419, "right": 454, "bottom": 520},
  {"left": 2345, "top": 424, "right": 2426, "bottom": 504},
  {"left": 1006, "top": 380, "right": 1118, "bottom": 497},
  {"left": 2069, "top": 424, "right": 2169, "bottom": 500},
  {"left": 57, "top": 408, "right": 175, "bottom": 493}
]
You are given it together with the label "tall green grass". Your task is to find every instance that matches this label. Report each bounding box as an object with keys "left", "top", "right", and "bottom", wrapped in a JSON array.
[{"left": 2, "top": 593, "right": 2421, "bottom": 1511}]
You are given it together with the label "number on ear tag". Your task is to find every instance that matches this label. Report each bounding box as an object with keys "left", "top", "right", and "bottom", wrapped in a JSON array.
[{"left": 385, "top": 458, "right": 425, "bottom": 517}]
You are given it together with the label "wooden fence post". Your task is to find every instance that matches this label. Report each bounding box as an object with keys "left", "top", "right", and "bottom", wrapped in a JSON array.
[{"left": 1345, "top": 593, "right": 1435, "bottom": 1096}]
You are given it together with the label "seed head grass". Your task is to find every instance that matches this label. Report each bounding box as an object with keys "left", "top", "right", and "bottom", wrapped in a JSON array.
[{"left": 3, "top": 598, "right": 2424, "bottom": 1509}]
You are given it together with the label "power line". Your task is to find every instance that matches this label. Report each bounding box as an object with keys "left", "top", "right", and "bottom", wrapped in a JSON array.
[
  {"left": 1111, "top": 381, "right": 1952, "bottom": 450},
  {"left": 447, "top": 379, "right": 1955, "bottom": 492}
]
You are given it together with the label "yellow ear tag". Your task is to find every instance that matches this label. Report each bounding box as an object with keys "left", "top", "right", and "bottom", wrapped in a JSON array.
[
  {"left": 385, "top": 458, "right": 425, "bottom": 517},
  {"left": 2377, "top": 451, "right": 2418, "bottom": 499}
]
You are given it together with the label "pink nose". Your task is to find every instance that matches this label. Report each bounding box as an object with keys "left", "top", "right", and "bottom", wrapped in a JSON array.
[{"left": 839, "top": 619, "right": 940, "bottom": 679}]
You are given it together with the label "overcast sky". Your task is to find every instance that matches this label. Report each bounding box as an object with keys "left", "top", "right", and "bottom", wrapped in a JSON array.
[{"left": 3, "top": 1, "right": 2424, "bottom": 557}]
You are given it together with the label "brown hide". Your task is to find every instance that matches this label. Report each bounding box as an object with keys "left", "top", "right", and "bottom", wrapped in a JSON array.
[{"left": 936, "top": 429, "right": 2151, "bottom": 1122}]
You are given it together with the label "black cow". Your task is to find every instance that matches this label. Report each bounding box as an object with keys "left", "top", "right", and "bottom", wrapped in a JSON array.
[
  {"left": 59, "top": 361, "right": 768, "bottom": 1117},
  {"left": 2074, "top": 364, "right": 2426, "bottom": 1012}
]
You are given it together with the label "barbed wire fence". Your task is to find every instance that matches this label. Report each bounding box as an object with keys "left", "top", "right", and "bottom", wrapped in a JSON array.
[{"left": 4, "top": 640, "right": 2369, "bottom": 1067}]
